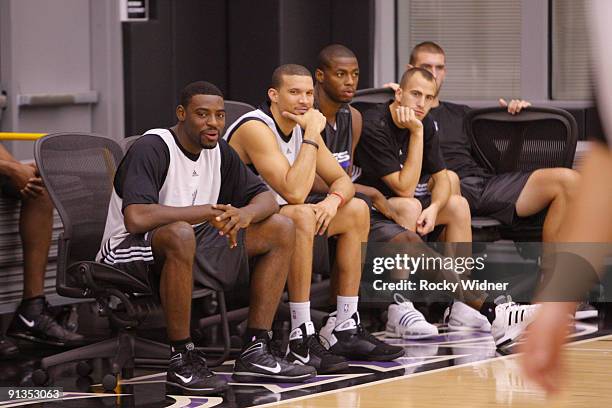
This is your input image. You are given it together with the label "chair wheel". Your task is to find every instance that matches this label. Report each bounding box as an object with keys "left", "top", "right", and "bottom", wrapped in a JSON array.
[
  {"left": 32, "top": 369, "right": 49, "bottom": 386},
  {"left": 76, "top": 361, "right": 92, "bottom": 377},
  {"left": 76, "top": 375, "right": 93, "bottom": 392},
  {"left": 102, "top": 374, "right": 117, "bottom": 391}
]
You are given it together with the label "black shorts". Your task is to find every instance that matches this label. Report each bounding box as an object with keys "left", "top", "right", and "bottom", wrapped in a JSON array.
[
  {"left": 100, "top": 223, "right": 249, "bottom": 293},
  {"left": 460, "top": 172, "right": 532, "bottom": 225},
  {"left": 369, "top": 210, "right": 406, "bottom": 242},
  {"left": 369, "top": 209, "right": 443, "bottom": 242}
]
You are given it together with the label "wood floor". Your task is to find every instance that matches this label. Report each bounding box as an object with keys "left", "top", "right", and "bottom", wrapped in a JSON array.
[{"left": 270, "top": 334, "right": 612, "bottom": 408}]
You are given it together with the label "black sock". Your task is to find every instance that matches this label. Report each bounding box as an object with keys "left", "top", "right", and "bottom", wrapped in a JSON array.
[
  {"left": 20, "top": 296, "right": 46, "bottom": 317},
  {"left": 244, "top": 328, "right": 270, "bottom": 345},
  {"left": 479, "top": 295, "right": 498, "bottom": 324},
  {"left": 170, "top": 337, "right": 194, "bottom": 355}
]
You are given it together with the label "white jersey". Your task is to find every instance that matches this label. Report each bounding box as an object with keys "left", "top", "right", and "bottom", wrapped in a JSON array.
[
  {"left": 96, "top": 128, "right": 221, "bottom": 261},
  {"left": 225, "top": 105, "right": 303, "bottom": 205}
]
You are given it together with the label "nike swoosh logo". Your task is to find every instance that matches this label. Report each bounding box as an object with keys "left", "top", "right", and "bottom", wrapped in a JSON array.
[
  {"left": 19, "top": 314, "right": 35, "bottom": 328},
  {"left": 292, "top": 351, "right": 310, "bottom": 364},
  {"left": 252, "top": 362, "right": 281, "bottom": 374},
  {"left": 175, "top": 373, "right": 193, "bottom": 383}
]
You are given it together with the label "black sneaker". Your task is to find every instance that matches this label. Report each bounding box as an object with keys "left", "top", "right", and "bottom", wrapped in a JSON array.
[
  {"left": 233, "top": 336, "right": 316, "bottom": 383},
  {"left": 0, "top": 335, "right": 18, "bottom": 359},
  {"left": 166, "top": 344, "right": 228, "bottom": 395},
  {"left": 286, "top": 322, "right": 348, "bottom": 374},
  {"left": 319, "top": 312, "right": 405, "bottom": 361},
  {"left": 6, "top": 299, "right": 86, "bottom": 347}
]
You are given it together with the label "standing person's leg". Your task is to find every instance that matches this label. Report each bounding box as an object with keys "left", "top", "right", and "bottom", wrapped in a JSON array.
[
  {"left": 6, "top": 181, "right": 84, "bottom": 348},
  {"left": 20, "top": 191, "right": 53, "bottom": 299}
]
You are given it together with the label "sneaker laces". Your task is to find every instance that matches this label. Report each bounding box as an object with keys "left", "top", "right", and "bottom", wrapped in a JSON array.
[
  {"left": 355, "top": 323, "right": 387, "bottom": 346},
  {"left": 184, "top": 349, "right": 214, "bottom": 378},
  {"left": 393, "top": 292, "right": 410, "bottom": 306},
  {"left": 307, "top": 333, "right": 335, "bottom": 357}
]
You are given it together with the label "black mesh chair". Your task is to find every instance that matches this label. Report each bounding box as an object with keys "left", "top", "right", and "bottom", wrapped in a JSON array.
[
  {"left": 32, "top": 133, "right": 229, "bottom": 390},
  {"left": 351, "top": 87, "right": 394, "bottom": 114},
  {"left": 466, "top": 106, "right": 578, "bottom": 241},
  {"left": 222, "top": 100, "right": 255, "bottom": 136}
]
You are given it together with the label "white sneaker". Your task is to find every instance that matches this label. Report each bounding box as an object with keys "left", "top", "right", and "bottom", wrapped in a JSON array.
[
  {"left": 443, "top": 301, "right": 491, "bottom": 332},
  {"left": 491, "top": 302, "right": 539, "bottom": 347},
  {"left": 385, "top": 294, "right": 438, "bottom": 339},
  {"left": 575, "top": 302, "right": 598, "bottom": 320}
]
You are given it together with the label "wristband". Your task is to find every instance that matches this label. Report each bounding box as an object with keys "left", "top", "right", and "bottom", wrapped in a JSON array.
[
  {"left": 302, "top": 139, "right": 319, "bottom": 150},
  {"left": 329, "top": 191, "right": 345, "bottom": 207}
]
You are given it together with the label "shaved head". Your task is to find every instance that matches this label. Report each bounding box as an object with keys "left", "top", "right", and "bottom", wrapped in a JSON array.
[
  {"left": 317, "top": 44, "right": 357, "bottom": 70},
  {"left": 409, "top": 41, "right": 445, "bottom": 65}
]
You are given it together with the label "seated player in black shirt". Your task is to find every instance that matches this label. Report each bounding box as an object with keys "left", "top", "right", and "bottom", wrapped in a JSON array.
[
  {"left": 356, "top": 67, "right": 472, "bottom": 243},
  {"left": 97, "top": 81, "right": 315, "bottom": 394},
  {"left": 403, "top": 41, "right": 580, "bottom": 241}
]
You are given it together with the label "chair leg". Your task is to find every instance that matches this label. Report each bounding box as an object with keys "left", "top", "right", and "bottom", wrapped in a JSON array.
[
  {"left": 133, "top": 337, "right": 169, "bottom": 360},
  {"left": 40, "top": 337, "right": 120, "bottom": 369},
  {"left": 206, "top": 291, "right": 230, "bottom": 367}
]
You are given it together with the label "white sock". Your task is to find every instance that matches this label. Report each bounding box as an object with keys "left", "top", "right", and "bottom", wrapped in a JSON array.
[
  {"left": 336, "top": 295, "right": 359, "bottom": 324},
  {"left": 289, "top": 301, "right": 311, "bottom": 330}
]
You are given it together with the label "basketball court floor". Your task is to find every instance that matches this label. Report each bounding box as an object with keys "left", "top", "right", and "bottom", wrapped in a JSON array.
[{"left": 0, "top": 316, "right": 609, "bottom": 407}]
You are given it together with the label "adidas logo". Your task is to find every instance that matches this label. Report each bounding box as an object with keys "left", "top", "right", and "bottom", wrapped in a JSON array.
[{"left": 192, "top": 170, "right": 198, "bottom": 177}]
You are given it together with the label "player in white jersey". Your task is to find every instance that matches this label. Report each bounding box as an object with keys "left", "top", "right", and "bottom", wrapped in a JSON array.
[
  {"left": 98, "top": 81, "right": 315, "bottom": 395},
  {"left": 226, "top": 64, "right": 404, "bottom": 373}
]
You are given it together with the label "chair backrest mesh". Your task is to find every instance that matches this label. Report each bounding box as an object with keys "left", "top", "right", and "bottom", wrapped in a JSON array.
[
  {"left": 466, "top": 107, "right": 578, "bottom": 174},
  {"left": 351, "top": 87, "right": 395, "bottom": 115},
  {"left": 35, "top": 134, "right": 123, "bottom": 295},
  {"left": 223, "top": 100, "right": 256, "bottom": 136}
]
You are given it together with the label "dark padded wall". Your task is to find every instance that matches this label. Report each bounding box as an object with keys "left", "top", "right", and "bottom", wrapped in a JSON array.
[
  {"left": 227, "top": 0, "right": 281, "bottom": 106},
  {"left": 123, "top": 0, "right": 375, "bottom": 135},
  {"left": 123, "top": 0, "right": 228, "bottom": 136}
]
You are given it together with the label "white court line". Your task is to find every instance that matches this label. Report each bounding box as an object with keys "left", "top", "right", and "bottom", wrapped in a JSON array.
[{"left": 254, "top": 333, "right": 612, "bottom": 408}]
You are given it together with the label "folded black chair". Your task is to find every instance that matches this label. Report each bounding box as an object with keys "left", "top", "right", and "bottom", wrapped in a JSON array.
[
  {"left": 32, "top": 133, "right": 230, "bottom": 390},
  {"left": 466, "top": 106, "right": 578, "bottom": 241}
]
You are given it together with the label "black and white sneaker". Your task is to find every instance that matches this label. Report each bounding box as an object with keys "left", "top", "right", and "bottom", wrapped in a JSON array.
[
  {"left": 319, "top": 312, "right": 405, "bottom": 361},
  {"left": 233, "top": 336, "right": 316, "bottom": 383},
  {"left": 166, "top": 344, "right": 228, "bottom": 395},
  {"left": 491, "top": 302, "right": 539, "bottom": 347},
  {"left": 286, "top": 321, "right": 348, "bottom": 374},
  {"left": 6, "top": 299, "right": 85, "bottom": 347}
]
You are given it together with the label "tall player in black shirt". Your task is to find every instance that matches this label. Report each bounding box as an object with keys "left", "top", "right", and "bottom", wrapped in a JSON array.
[
  {"left": 314, "top": 46, "right": 441, "bottom": 339},
  {"left": 405, "top": 42, "right": 580, "bottom": 241}
]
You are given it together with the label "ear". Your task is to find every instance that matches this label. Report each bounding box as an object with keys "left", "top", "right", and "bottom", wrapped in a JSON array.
[
  {"left": 406, "top": 63, "right": 414, "bottom": 70},
  {"left": 176, "top": 105, "right": 186, "bottom": 121},
  {"left": 315, "top": 68, "right": 324, "bottom": 84},
  {"left": 394, "top": 87, "right": 403, "bottom": 104},
  {"left": 268, "top": 88, "right": 278, "bottom": 103}
]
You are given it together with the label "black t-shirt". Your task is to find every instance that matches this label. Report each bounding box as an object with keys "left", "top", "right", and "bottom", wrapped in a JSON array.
[
  {"left": 115, "top": 130, "right": 268, "bottom": 210},
  {"left": 355, "top": 101, "right": 445, "bottom": 198},
  {"left": 428, "top": 101, "right": 488, "bottom": 178}
]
